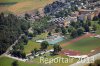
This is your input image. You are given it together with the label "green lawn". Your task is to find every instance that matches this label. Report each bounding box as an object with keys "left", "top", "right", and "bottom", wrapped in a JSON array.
[
  {"left": 24, "top": 40, "right": 40, "bottom": 54},
  {"left": 64, "top": 37, "right": 100, "bottom": 54},
  {"left": 24, "top": 32, "right": 52, "bottom": 54},
  {"left": 32, "top": 32, "right": 48, "bottom": 41},
  {"left": 24, "top": 40, "right": 53, "bottom": 54},
  {"left": 0, "top": 56, "right": 41, "bottom": 66},
  {"left": 0, "top": 55, "right": 78, "bottom": 66}
]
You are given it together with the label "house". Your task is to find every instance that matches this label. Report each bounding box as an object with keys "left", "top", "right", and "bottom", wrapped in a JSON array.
[
  {"left": 78, "top": 9, "right": 99, "bottom": 21},
  {"left": 79, "top": 9, "right": 96, "bottom": 15},
  {"left": 71, "top": 11, "right": 79, "bottom": 17}
]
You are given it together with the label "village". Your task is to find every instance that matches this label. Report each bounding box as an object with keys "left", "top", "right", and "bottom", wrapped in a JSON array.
[{"left": 0, "top": 0, "right": 100, "bottom": 66}]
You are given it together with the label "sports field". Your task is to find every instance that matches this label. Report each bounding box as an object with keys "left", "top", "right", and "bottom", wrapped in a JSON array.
[{"left": 63, "top": 36, "right": 100, "bottom": 54}]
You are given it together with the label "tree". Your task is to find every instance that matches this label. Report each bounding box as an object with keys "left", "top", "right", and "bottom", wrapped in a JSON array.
[
  {"left": 68, "top": 26, "right": 74, "bottom": 33},
  {"left": 19, "top": 43, "right": 24, "bottom": 50},
  {"left": 31, "top": 48, "right": 38, "bottom": 55},
  {"left": 86, "top": 20, "right": 91, "bottom": 26},
  {"left": 70, "top": 21, "right": 76, "bottom": 28},
  {"left": 55, "top": 28, "right": 61, "bottom": 33},
  {"left": 12, "top": 60, "right": 18, "bottom": 66},
  {"left": 21, "top": 52, "right": 26, "bottom": 59},
  {"left": 92, "top": 24, "right": 97, "bottom": 31},
  {"left": 98, "top": 20, "right": 100, "bottom": 25},
  {"left": 40, "top": 41, "right": 49, "bottom": 50},
  {"left": 48, "top": 32, "right": 52, "bottom": 36},
  {"left": 88, "top": 63, "right": 93, "bottom": 66},
  {"left": 28, "top": 33, "right": 33, "bottom": 37},
  {"left": 70, "top": 30, "right": 78, "bottom": 38},
  {"left": 25, "top": 13, "right": 31, "bottom": 20},
  {"left": 84, "top": 23, "right": 90, "bottom": 32},
  {"left": 77, "top": 28, "right": 84, "bottom": 36},
  {"left": 74, "top": 6, "right": 78, "bottom": 11},
  {"left": 22, "top": 35, "right": 28, "bottom": 44},
  {"left": 0, "top": 13, "right": 30, "bottom": 55},
  {"left": 61, "top": 27, "right": 66, "bottom": 35},
  {"left": 94, "top": 59, "right": 100, "bottom": 66},
  {"left": 35, "top": 10, "right": 40, "bottom": 16},
  {"left": 53, "top": 44, "right": 62, "bottom": 55},
  {"left": 93, "top": 16, "right": 98, "bottom": 21},
  {"left": 98, "top": 13, "right": 100, "bottom": 18}
]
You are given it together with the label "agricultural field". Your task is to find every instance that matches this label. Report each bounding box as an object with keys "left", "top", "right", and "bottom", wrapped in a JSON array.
[
  {"left": 0, "top": 0, "right": 54, "bottom": 14},
  {"left": 0, "top": 0, "right": 33, "bottom": 3},
  {"left": 0, "top": 6, "right": 8, "bottom": 13}
]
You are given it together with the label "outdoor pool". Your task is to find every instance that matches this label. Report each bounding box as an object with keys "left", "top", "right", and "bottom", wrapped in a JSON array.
[{"left": 47, "top": 37, "right": 65, "bottom": 45}]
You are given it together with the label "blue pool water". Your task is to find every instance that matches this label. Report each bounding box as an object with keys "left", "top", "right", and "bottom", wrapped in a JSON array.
[{"left": 47, "top": 37, "right": 64, "bottom": 45}]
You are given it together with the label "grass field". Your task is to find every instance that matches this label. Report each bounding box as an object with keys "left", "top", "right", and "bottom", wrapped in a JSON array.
[
  {"left": 64, "top": 37, "right": 100, "bottom": 54},
  {"left": 32, "top": 54, "right": 78, "bottom": 66},
  {"left": 24, "top": 40, "right": 40, "bottom": 54},
  {"left": 0, "top": 55, "right": 78, "bottom": 66},
  {"left": 32, "top": 32, "right": 48, "bottom": 41},
  {"left": 24, "top": 40, "right": 53, "bottom": 54},
  {"left": 24, "top": 32, "right": 52, "bottom": 54},
  {"left": 0, "top": 56, "right": 46, "bottom": 66}
]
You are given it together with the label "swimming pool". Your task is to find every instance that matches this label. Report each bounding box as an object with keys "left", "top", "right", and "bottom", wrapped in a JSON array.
[{"left": 47, "top": 37, "right": 64, "bottom": 45}]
